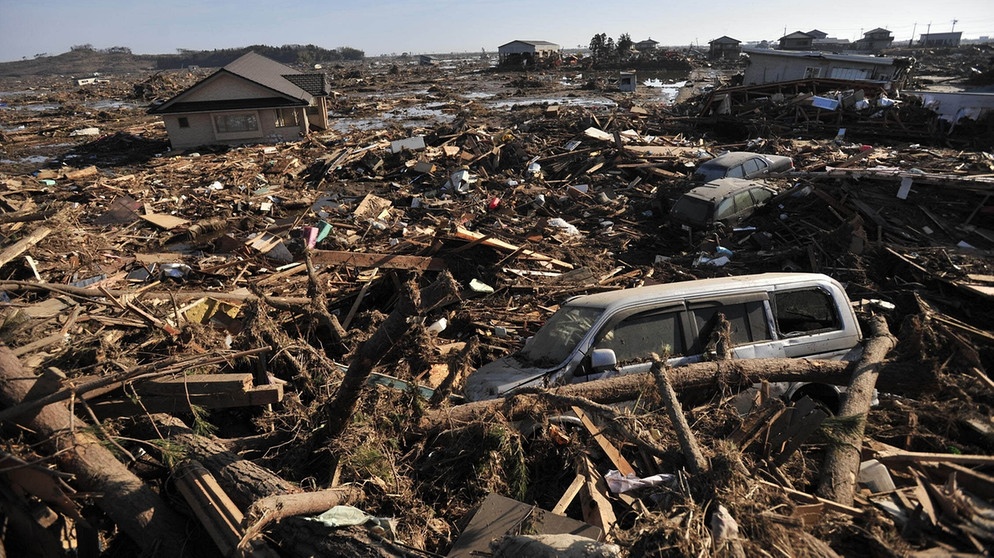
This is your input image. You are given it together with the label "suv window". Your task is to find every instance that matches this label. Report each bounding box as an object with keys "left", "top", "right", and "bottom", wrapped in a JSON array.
[
  {"left": 592, "top": 309, "right": 684, "bottom": 366},
  {"left": 773, "top": 289, "right": 841, "bottom": 336},
  {"left": 688, "top": 301, "right": 771, "bottom": 353}
]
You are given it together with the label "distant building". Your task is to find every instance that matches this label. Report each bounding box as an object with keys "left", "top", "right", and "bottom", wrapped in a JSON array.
[
  {"left": 419, "top": 55, "right": 438, "bottom": 66},
  {"left": 741, "top": 48, "right": 912, "bottom": 89},
  {"left": 619, "top": 71, "right": 637, "bottom": 92},
  {"left": 148, "top": 51, "right": 330, "bottom": 150},
  {"left": 779, "top": 31, "right": 816, "bottom": 51},
  {"left": 855, "top": 28, "right": 894, "bottom": 52},
  {"left": 919, "top": 32, "right": 962, "bottom": 47},
  {"left": 497, "top": 40, "right": 560, "bottom": 67},
  {"left": 634, "top": 39, "right": 659, "bottom": 52},
  {"left": 709, "top": 36, "right": 742, "bottom": 59}
]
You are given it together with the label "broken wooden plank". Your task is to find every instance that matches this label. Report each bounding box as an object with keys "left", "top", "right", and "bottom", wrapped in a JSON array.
[
  {"left": 0, "top": 226, "right": 51, "bottom": 269},
  {"left": 552, "top": 473, "right": 585, "bottom": 515},
  {"left": 572, "top": 405, "right": 636, "bottom": 476},
  {"left": 874, "top": 451, "right": 994, "bottom": 466},
  {"left": 308, "top": 250, "right": 446, "bottom": 271},
  {"left": 451, "top": 226, "right": 573, "bottom": 270}
]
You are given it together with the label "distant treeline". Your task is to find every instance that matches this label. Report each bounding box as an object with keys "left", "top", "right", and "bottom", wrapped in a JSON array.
[{"left": 156, "top": 44, "right": 365, "bottom": 69}]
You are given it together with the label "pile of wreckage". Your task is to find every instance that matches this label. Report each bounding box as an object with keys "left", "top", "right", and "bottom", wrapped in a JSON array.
[{"left": 1, "top": 62, "right": 994, "bottom": 558}]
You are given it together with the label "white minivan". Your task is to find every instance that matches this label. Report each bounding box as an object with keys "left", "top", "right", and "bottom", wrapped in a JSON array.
[{"left": 464, "top": 273, "right": 864, "bottom": 405}]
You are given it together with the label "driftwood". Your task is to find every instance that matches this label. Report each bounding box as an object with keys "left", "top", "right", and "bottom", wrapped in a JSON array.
[
  {"left": 423, "top": 357, "right": 851, "bottom": 427},
  {"left": 0, "top": 346, "right": 194, "bottom": 557},
  {"left": 322, "top": 271, "right": 461, "bottom": 443},
  {"left": 816, "top": 315, "right": 897, "bottom": 506}
]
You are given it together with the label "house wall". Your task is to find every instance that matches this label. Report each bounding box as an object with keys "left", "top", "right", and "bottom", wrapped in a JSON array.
[
  {"left": 743, "top": 54, "right": 895, "bottom": 85},
  {"left": 162, "top": 106, "right": 310, "bottom": 150},
  {"left": 177, "top": 73, "right": 272, "bottom": 102}
]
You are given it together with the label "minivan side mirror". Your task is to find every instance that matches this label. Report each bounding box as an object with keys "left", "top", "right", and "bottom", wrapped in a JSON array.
[{"left": 590, "top": 348, "right": 618, "bottom": 373}]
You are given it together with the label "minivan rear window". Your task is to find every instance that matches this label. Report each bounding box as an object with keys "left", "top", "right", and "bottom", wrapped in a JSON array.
[
  {"left": 671, "top": 196, "right": 712, "bottom": 224},
  {"left": 773, "top": 289, "right": 840, "bottom": 336}
]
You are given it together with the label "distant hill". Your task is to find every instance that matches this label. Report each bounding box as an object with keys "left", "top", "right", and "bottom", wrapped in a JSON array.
[{"left": 0, "top": 44, "right": 365, "bottom": 77}]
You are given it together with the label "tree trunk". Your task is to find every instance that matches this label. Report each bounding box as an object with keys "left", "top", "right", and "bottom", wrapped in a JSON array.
[
  {"left": 0, "top": 346, "right": 194, "bottom": 557},
  {"left": 323, "top": 271, "right": 460, "bottom": 443},
  {"left": 816, "top": 315, "right": 897, "bottom": 506},
  {"left": 423, "top": 357, "right": 851, "bottom": 427}
]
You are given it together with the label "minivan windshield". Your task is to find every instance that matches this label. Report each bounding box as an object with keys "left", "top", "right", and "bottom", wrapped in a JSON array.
[{"left": 516, "top": 306, "right": 603, "bottom": 367}]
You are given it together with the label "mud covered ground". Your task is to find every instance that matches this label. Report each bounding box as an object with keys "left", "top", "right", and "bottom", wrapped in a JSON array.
[{"left": 1, "top": 49, "right": 994, "bottom": 558}]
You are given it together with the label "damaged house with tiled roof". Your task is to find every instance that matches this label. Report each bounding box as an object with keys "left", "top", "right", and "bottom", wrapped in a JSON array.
[{"left": 149, "top": 51, "right": 331, "bottom": 150}]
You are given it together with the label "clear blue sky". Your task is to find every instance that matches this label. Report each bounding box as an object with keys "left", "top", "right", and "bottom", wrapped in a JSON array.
[{"left": 1, "top": 0, "right": 992, "bottom": 62}]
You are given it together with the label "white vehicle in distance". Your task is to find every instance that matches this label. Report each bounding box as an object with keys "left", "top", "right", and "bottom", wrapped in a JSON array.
[{"left": 464, "top": 273, "right": 864, "bottom": 409}]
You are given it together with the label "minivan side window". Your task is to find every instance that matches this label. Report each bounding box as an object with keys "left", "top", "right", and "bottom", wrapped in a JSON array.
[
  {"left": 773, "top": 288, "right": 841, "bottom": 336},
  {"left": 590, "top": 309, "right": 684, "bottom": 368},
  {"left": 688, "top": 301, "right": 771, "bottom": 353}
]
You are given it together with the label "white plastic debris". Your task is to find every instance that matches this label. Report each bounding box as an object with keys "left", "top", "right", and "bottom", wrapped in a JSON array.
[
  {"left": 604, "top": 470, "right": 675, "bottom": 493},
  {"left": 547, "top": 217, "right": 580, "bottom": 236}
]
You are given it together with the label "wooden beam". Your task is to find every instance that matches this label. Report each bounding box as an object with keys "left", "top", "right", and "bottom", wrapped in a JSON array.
[
  {"left": 308, "top": 249, "right": 446, "bottom": 271},
  {"left": 552, "top": 473, "right": 585, "bottom": 515},
  {"left": 451, "top": 226, "right": 573, "bottom": 270},
  {"left": 572, "top": 405, "right": 636, "bottom": 476}
]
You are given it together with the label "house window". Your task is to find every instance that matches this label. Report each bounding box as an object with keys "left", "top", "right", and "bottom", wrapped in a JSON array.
[
  {"left": 804, "top": 67, "right": 822, "bottom": 78},
  {"left": 274, "top": 108, "right": 299, "bottom": 128},
  {"left": 177, "top": 117, "right": 190, "bottom": 128},
  {"left": 214, "top": 113, "right": 259, "bottom": 133}
]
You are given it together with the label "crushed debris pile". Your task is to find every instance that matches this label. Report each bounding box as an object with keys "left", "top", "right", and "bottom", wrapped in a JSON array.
[{"left": 1, "top": 50, "right": 993, "bottom": 558}]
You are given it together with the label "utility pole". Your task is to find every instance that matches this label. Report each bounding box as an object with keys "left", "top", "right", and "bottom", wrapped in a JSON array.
[
  {"left": 910, "top": 22, "right": 917, "bottom": 46},
  {"left": 951, "top": 19, "right": 958, "bottom": 32}
]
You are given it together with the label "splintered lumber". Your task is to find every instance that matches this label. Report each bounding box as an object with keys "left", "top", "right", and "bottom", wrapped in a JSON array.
[
  {"left": 572, "top": 405, "right": 636, "bottom": 476},
  {"left": 650, "top": 359, "right": 708, "bottom": 474},
  {"left": 0, "top": 225, "right": 51, "bottom": 269},
  {"left": 874, "top": 451, "right": 994, "bottom": 466},
  {"left": 0, "top": 346, "right": 193, "bottom": 557},
  {"left": 422, "top": 357, "right": 851, "bottom": 428},
  {"left": 308, "top": 249, "right": 446, "bottom": 271},
  {"left": 173, "top": 460, "right": 279, "bottom": 558},
  {"left": 451, "top": 226, "right": 574, "bottom": 270},
  {"left": 817, "top": 315, "right": 897, "bottom": 507},
  {"left": 579, "top": 454, "right": 617, "bottom": 538}
]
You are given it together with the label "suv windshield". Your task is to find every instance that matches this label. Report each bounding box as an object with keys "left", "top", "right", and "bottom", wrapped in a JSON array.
[{"left": 517, "top": 306, "right": 602, "bottom": 367}]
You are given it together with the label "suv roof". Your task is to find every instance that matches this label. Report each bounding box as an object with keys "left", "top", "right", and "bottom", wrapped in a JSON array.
[{"left": 566, "top": 272, "right": 842, "bottom": 310}]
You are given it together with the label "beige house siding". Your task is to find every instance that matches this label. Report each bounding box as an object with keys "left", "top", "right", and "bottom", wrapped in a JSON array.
[{"left": 162, "top": 107, "right": 311, "bottom": 149}]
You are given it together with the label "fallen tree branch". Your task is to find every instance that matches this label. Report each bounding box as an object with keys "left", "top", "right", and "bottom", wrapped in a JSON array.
[
  {"left": 0, "top": 346, "right": 193, "bottom": 556},
  {"left": 651, "top": 358, "right": 709, "bottom": 474}
]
